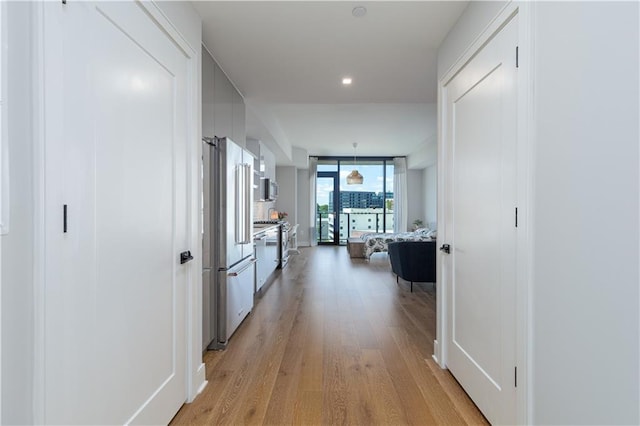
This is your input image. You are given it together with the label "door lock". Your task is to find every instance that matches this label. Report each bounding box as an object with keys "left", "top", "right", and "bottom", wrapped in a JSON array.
[
  {"left": 180, "top": 250, "right": 194, "bottom": 264},
  {"left": 440, "top": 244, "right": 451, "bottom": 254}
]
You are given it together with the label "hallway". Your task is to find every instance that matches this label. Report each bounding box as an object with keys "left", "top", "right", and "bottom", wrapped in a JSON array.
[{"left": 171, "top": 246, "right": 487, "bottom": 425}]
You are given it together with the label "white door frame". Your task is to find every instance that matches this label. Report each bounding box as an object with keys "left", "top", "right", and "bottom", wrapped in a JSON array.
[
  {"left": 0, "top": 1, "right": 5, "bottom": 422},
  {"left": 31, "top": 1, "right": 205, "bottom": 423},
  {"left": 435, "top": 2, "right": 534, "bottom": 424}
]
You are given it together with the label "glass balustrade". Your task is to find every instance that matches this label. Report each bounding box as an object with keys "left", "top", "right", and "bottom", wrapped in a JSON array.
[{"left": 317, "top": 211, "right": 395, "bottom": 244}]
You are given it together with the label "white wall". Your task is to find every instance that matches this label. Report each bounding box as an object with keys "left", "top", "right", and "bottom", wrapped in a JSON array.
[
  {"left": 531, "top": 2, "right": 638, "bottom": 424},
  {"left": 407, "top": 134, "right": 437, "bottom": 169},
  {"left": 406, "top": 169, "right": 424, "bottom": 230},
  {"left": 276, "top": 166, "right": 297, "bottom": 226},
  {"left": 423, "top": 165, "right": 437, "bottom": 230},
  {"left": 437, "top": 1, "right": 639, "bottom": 424},
  {"left": 296, "top": 169, "right": 311, "bottom": 246},
  {"left": 253, "top": 200, "right": 276, "bottom": 222},
  {"left": 2, "top": 3, "right": 35, "bottom": 423}
]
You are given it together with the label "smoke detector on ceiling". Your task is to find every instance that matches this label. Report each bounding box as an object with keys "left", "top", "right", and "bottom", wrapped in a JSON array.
[{"left": 352, "top": 6, "right": 367, "bottom": 18}]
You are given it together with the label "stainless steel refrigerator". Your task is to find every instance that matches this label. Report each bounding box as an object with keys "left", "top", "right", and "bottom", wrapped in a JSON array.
[{"left": 203, "top": 137, "right": 255, "bottom": 350}]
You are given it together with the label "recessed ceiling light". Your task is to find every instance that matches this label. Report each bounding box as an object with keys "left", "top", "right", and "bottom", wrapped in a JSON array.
[
  {"left": 352, "top": 6, "right": 367, "bottom": 18},
  {"left": 342, "top": 77, "right": 352, "bottom": 85}
]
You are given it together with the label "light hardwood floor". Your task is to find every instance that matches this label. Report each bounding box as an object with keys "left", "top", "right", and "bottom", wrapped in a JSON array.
[{"left": 171, "top": 246, "right": 488, "bottom": 425}]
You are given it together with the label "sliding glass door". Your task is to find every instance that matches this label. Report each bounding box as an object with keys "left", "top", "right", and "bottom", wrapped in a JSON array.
[{"left": 316, "top": 157, "right": 394, "bottom": 245}]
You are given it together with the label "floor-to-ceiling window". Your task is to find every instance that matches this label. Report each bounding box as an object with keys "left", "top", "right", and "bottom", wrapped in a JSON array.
[{"left": 315, "top": 157, "right": 394, "bottom": 245}]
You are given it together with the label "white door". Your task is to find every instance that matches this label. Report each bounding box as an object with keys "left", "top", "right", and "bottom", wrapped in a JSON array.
[
  {"left": 44, "top": 2, "right": 190, "bottom": 424},
  {"left": 443, "top": 15, "right": 518, "bottom": 425}
]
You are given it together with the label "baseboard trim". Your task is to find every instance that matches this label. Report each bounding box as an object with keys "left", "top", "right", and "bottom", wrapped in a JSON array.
[
  {"left": 189, "top": 362, "right": 207, "bottom": 402},
  {"left": 433, "top": 339, "right": 445, "bottom": 368}
]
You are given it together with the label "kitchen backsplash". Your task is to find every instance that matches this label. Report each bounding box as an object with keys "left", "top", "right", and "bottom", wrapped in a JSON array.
[{"left": 253, "top": 201, "right": 276, "bottom": 221}]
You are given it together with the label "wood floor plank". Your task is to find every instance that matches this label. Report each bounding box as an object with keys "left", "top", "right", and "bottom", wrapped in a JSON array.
[
  {"left": 389, "top": 325, "right": 468, "bottom": 425},
  {"left": 262, "top": 296, "right": 309, "bottom": 425},
  {"left": 232, "top": 301, "right": 304, "bottom": 424},
  {"left": 320, "top": 296, "right": 349, "bottom": 425},
  {"left": 298, "top": 293, "right": 324, "bottom": 392},
  {"left": 342, "top": 344, "right": 380, "bottom": 425},
  {"left": 292, "top": 390, "right": 323, "bottom": 425},
  {"left": 426, "top": 359, "right": 490, "bottom": 425},
  {"left": 171, "top": 246, "right": 486, "bottom": 426},
  {"left": 360, "top": 348, "right": 409, "bottom": 425},
  {"left": 366, "top": 320, "right": 440, "bottom": 425},
  {"left": 169, "top": 367, "right": 234, "bottom": 425}
]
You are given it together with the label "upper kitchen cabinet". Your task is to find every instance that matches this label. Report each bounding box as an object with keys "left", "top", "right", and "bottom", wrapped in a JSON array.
[
  {"left": 202, "top": 50, "right": 216, "bottom": 140},
  {"left": 232, "top": 88, "right": 246, "bottom": 147},
  {"left": 262, "top": 144, "right": 276, "bottom": 181},
  {"left": 246, "top": 139, "right": 277, "bottom": 201},
  {"left": 246, "top": 140, "right": 276, "bottom": 181},
  {"left": 202, "top": 48, "right": 245, "bottom": 147},
  {"left": 213, "top": 61, "right": 233, "bottom": 143}
]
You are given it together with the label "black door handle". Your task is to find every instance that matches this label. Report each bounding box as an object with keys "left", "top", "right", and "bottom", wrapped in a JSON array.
[
  {"left": 440, "top": 244, "right": 451, "bottom": 254},
  {"left": 180, "top": 250, "right": 194, "bottom": 264}
]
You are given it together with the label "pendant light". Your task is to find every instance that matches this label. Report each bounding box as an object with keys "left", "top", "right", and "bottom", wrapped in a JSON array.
[{"left": 346, "top": 142, "right": 364, "bottom": 185}]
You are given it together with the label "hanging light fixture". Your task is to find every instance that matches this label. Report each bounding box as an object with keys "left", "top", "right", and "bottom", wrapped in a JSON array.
[{"left": 346, "top": 142, "right": 364, "bottom": 185}]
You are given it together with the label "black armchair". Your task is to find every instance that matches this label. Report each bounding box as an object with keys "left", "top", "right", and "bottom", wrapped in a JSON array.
[{"left": 387, "top": 241, "right": 436, "bottom": 292}]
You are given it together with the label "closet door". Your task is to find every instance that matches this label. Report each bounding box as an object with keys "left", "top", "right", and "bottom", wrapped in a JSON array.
[
  {"left": 44, "top": 2, "right": 190, "bottom": 424},
  {"left": 442, "top": 14, "right": 519, "bottom": 426}
]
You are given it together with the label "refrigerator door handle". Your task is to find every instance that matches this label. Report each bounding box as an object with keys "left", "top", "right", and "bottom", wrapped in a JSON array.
[
  {"left": 244, "top": 163, "right": 252, "bottom": 243},
  {"left": 235, "top": 165, "right": 244, "bottom": 244},
  {"left": 235, "top": 163, "right": 252, "bottom": 245}
]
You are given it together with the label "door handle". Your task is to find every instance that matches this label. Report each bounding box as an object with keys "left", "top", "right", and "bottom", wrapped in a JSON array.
[
  {"left": 440, "top": 244, "right": 451, "bottom": 254},
  {"left": 180, "top": 250, "right": 194, "bottom": 264}
]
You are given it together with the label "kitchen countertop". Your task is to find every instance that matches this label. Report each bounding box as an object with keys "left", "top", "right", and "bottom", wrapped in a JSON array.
[{"left": 253, "top": 223, "right": 280, "bottom": 235}]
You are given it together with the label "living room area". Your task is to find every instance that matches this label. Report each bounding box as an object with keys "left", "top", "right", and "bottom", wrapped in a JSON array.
[{"left": 273, "top": 155, "right": 437, "bottom": 254}]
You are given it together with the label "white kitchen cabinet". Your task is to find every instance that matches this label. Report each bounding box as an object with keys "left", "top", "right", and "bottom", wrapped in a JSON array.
[
  {"left": 202, "top": 51, "right": 215, "bottom": 142},
  {"left": 255, "top": 245, "right": 278, "bottom": 292},
  {"left": 213, "top": 61, "right": 233, "bottom": 142},
  {"left": 246, "top": 139, "right": 262, "bottom": 201},
  {"left": 204, "top": 52, "right": 245, "bottom": 147},
  {"left": 246, "top": 139, "right": 277, "bottom": 201},
  {"left": 232, "top": 88, "right": 246, "bottom": 147},
  {"left": 254, "top": 233, "right": 268, "bottom": 291},
  {"left": 253, "top": 226, "right": 279, "bottom": 292},
  {"left": 246, "top": 139, "right": 275, "bottom": 180},
  {"left": 265, "top": 236, "right": 279, "bottom": 274},
  {"left": 262, "top": 144, "right": 276, "bottom": 182}
]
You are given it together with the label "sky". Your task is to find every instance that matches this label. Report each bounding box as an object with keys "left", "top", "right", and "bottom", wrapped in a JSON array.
[{"left": 316, "top": 164, "right": 394, "bottom": 206}]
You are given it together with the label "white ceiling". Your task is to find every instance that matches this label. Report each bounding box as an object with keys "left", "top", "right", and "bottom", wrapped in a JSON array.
[{"left": 193, "top": 1, "right": 468, "bottom": 165}]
